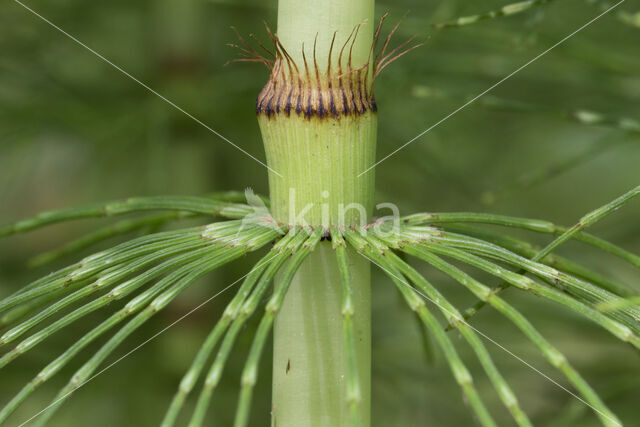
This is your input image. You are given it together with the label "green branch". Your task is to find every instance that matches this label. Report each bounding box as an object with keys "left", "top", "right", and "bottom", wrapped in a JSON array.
[
  {"left": 0, "top": 195, "right": 254, "bottom": 237},
  {"left": 234, "top": 230, "right": 321, "bottom": 427},
  {"left": 383, "top": 239, "right": 621, "bottom": 427},
  {"left": 344, "top": 230, "right": 497, "bottom": 427}
]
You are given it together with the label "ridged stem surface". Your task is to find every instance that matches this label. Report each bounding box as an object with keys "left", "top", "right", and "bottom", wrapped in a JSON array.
[{"left": 263, "top": 1, "right": 376, "bottom": 426}]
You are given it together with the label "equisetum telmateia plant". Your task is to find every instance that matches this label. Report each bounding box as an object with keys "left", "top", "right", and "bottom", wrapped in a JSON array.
[{"left": 1, "top": 0, "right": 638, "bottom": 426}]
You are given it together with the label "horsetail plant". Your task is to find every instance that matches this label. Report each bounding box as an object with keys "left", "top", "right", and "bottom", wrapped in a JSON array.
[{"left": 1, "top": 0, "right": 639, "bottom": 426}]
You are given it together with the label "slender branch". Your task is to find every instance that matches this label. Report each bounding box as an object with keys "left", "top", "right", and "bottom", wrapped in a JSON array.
[
  {"left": 0, "top": 195, "right": 254, "bottom": 237},
  {"left": 408, "top": 237, "right": 640, "bottom": 347},
  {"left": 161, "top": 230, "right": 299, "bottom": 427},
  {"left": 361, "top": 232, "right": 535, "bottom": 426},
  {"left": 0, "top": 250, "right": 228, "bottom": 423},
  {"left": 188, "top": 230, "right": 308, "bottom": 427},
  {"left": 332, "top": 229, "right": 362, "bottom": 427},
  {"left": 1, "top": 238, "right": 212, "bottom": 346},
  {"left": 542, "top": 185, "right": 640, "bottom": 257},
  {"left": 30, "top": 233, "right": 275, "bottom": 427},
  {"left": 433, "top": 230, "right": 640, "bottom": 331},
  {"left": 0, "top": 279, "right": 89, "bottom": 329},
  {"left": 401, "top": 207, "right": 640, "bottom": 270},
  {"left": 0, "top": 226, "right": 209, "bottom": 312},
  {"left": 28, "top": 212, "right": 196, "bottom": 267},
  {"left": 0, "top": 226, "right": 279, "bottom": 424},
  {"left": 0, "top": 221, "right": 273, "bottom": 314},
  {"left": 344, "top": 230, "right": 497, "bottom": 427},
  {"left": 597, "top": 296, "right": 640, "bottom": 313},
  {"left": 386, "top": 239, "right": 621, "bottom": 426},
  {"left": 434, "top": 0, "right": 559, "bottom": 29},
  {"left": 445, "top": 224, "right": 635, "bottom": 296},
  {"left": 233, "top": 230, "right": 321, "bottom": 427},
  {"left": 0, "top": 244, "right": 223, "bottom": 370},
  {"left": 442, "top": 224, "right": 636, "bottom": 330}
]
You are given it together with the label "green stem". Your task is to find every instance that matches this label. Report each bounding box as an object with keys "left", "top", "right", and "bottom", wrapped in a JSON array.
[
  {"left": 188, "top": 230, "right": 305, "bottom": 427},
  {"left": 272, "top": 243, "right": 371, "bottom": 427},
  {"left": 262, "top": 1, "right": 377, "bottom": 426},
  {"left": 236, "top": 231, "right": 322, "bottom": 427},
  {"left": 333, "top": 230, "right": 363, "bottom": 426}
]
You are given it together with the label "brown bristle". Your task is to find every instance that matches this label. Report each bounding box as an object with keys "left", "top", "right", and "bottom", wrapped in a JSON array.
[{"left": 228, "top": 17, "right": 423, "bottom": 119}]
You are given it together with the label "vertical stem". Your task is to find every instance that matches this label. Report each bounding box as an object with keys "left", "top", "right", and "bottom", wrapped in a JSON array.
[
  {"left": 277, "top": 0, "right": 374, "bottom": 68},
  {"left": 259, "top": 1, "right": 377, "bottom": 425},
  {"left": 272, "top": 245, "right": 371, "bottom": 427}
]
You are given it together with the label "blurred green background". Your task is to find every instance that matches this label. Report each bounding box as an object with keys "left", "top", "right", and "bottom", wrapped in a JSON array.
[{"left": 1, "top": 0, "right": 639, "bottom": 425}]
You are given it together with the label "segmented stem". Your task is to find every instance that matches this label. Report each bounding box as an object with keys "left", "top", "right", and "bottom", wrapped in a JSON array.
[
  {"left": 233, "top": 230, "right": 321, "bottom": 427},
  {"left": 332, "top": 229, "right": 362, "bottom": 427},
  {"left": 188, "top": 229, "right": 308, "bottom": 427}
]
